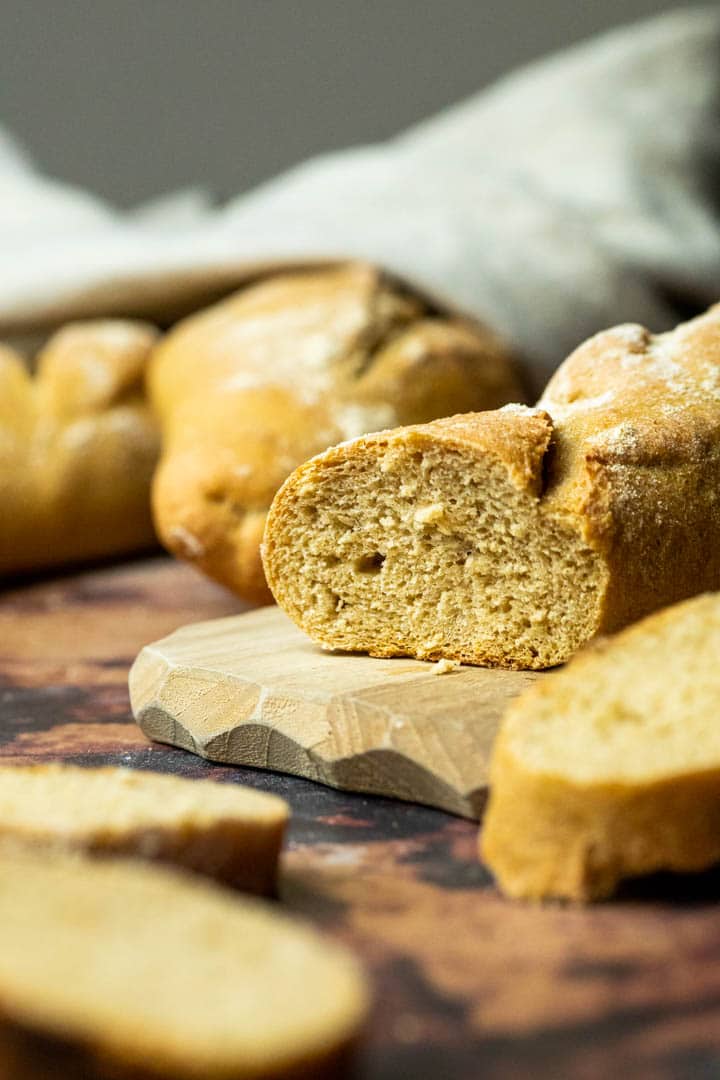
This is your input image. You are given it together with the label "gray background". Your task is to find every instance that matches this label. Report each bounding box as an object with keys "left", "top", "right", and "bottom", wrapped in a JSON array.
[{"left": 1, "top": 0, "right": 701, "bottom": 208}]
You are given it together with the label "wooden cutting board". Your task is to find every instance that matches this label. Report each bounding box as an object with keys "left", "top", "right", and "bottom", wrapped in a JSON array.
[{"left": 129, "top": 607, "right": 541, "bottom": 818}]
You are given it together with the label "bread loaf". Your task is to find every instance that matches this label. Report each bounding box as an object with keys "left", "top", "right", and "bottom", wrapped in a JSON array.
[
  {"left": 481, "top": 592, "right": 720, "bottom": 901},
  {"left": 149, "top": 264, "right": 523, "bottom": 605},
  {"left": 0, "top": 847, "right": 368, "bottom": 1079},
  {"left": 0, "top": 765, "right": 288, "bottom": 894},
  {"left": 263, "top": 305, "right": 720, "bottom": 668},
  {"left": 0, "top": 320, "right": 159, "bottom": 575}
]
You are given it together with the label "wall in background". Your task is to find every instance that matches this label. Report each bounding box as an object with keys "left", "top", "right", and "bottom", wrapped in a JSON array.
[{"left": 1, "top": 0, "right": 699, "bottom": 207}]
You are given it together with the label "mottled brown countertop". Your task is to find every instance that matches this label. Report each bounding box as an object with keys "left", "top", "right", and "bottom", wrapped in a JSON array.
[{"left": 2, "top": 556, "right": 719, "bottom": 1080}]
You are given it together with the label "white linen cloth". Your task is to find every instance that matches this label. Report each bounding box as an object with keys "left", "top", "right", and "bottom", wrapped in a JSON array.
[{"left": 2, "top": 7, "right": 719, "bottom": 390}]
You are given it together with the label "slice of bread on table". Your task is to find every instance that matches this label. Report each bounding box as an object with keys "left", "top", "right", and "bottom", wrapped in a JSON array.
[
  {"left": 481, "top": 592, "right": 720, "bottom": 901},
  {"left": 0, "top": 765, "right": 288, "bottom": 894},
  {"left": 263, "top": 304, "right": 720, "bottom": 669},
  {"left": 0, "top": 847, "right": 367, "bottom": 1080},
  {"left": 149, "top": 263, "right": 523, "bottom": 605}
]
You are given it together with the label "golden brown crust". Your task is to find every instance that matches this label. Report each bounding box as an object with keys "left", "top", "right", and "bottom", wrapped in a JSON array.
[
  {"left": 268, "top": 406, "right": 554, "bottom": 516},
  {"left": 149, "top": 263, "right": 523, "bottom": 604},
  {"left": 0, "top": 1018, "right": 358, "bottom": 1080},
  {"left": 539, "top": 306, "right": 720, "bottom": 631},
  {"left": 482, "top": 747, "right": 720, "bottom": 902},
  {"left": 405, "top": 407, "right": 554, "bottom": 495},
  {"left": 0, "top": 320, "right": 160, "bottom": 575}
]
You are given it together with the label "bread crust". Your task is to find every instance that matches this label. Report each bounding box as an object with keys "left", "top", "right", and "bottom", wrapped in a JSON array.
[
  {"left": 149, "top": 263, "right": 523, "bottom": 605},
  {"left": 264, "top": 305, "right": 720, "bottom": 668},
  {"left": 539, "top": 311, "right": 720, "bottom": 631},
  {"left": 0, "top": 321, "right": 160, "bottom": 575},
  {"left": 0, "top": 1020, "right": 357, "bottom": 1080}
]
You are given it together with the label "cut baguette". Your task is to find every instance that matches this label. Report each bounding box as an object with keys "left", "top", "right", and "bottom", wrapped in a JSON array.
[
  {"left": 263, "top": 305, "right": 720, "bottom": 669},
  {"left": 0, "top": 765, "right": 287, "bottom": 894},
  {"left": 481, "top": 592, "right": 720, "bottom": 901},
  {"left": 0, "top": 848, "right": 367, "bottom": 1079}
]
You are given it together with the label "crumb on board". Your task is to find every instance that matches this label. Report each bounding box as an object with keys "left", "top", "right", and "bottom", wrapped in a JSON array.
[{"left": 432, "top": 658, "right": 460, "bottom": 675}]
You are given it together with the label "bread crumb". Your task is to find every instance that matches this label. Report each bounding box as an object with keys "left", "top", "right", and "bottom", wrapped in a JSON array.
[{"left": 432, "top": 658, "right": 460, "bottom": 675}]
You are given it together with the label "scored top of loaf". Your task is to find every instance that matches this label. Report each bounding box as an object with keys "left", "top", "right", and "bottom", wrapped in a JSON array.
[{"left": 540, "top": 305, "right": 720, "bottom": 446}]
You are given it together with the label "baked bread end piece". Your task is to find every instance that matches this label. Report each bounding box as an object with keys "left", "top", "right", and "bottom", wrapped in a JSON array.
[
  {"left": 481, "top": 592, "right": 720, "bottom": 901},
  {"left": 263, "top": 407, "right": 607, "bottom": 669}
]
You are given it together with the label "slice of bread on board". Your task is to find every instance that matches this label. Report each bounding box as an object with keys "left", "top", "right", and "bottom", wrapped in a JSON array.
[{"left": 481, "top": 592, "right": 720, "bottom": 901}]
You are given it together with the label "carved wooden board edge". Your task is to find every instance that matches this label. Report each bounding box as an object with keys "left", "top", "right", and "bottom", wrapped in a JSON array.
[{"left": 129, "top": 607, "right": 540, "bottom": 819}]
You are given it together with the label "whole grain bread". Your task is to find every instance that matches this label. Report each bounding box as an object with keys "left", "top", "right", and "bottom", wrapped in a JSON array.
[
  {"left": 0, "top": 764, "right": 287, "bottom": 894},
  {"left": 263, "top": 304, "right": 720, "bottom": 668},
  {"left": 149, "top": 263, "right": 523, "bottom": 605},
  {"left": 0, "top": 320, "right": 159, "bottom": 575},
  {"left": 481, "top": 592, "right": 720, "bottom": 901},
  {"left": 0, "top": 847, "right": 368, "bottom": 1079}
]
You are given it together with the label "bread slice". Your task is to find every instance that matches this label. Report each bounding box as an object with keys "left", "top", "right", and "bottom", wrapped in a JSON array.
[
  {"left": 263, "top": 305, "right": 720, "bottom": 669},
  {"left": 0, "top": 765, "right": 288, "bottom": 894},
  {"left": 149, "top": 263, "right": 523, "bottom": 605},
  {"left": 481, "top": 592, "right": 720, "bottom": 901},
  {"left": 0, "top": 848, "right": 368, "bottom": 1079}
]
